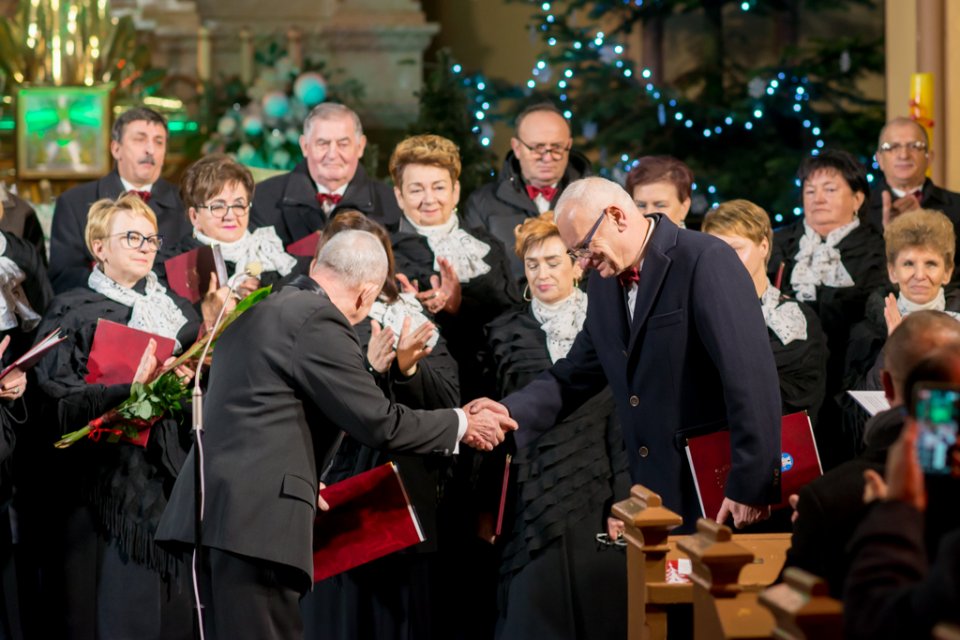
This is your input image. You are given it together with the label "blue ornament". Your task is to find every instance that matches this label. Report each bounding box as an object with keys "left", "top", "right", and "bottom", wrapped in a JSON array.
[
  {"left": 262, "top": 92, "right": 291, "bottom": 120},
  {"left": 242, "top": 115, "right": 263, "bottom": 137},
  {"left": 294, "top": 72, "right": 328, "bottom": 107}
]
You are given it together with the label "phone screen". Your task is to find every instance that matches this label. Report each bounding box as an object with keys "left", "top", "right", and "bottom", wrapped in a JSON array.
[{"left": 913, "top": 386, "right": 960, "bottom": 475}]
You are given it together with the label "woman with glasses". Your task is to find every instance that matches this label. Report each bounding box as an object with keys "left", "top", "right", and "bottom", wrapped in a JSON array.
[
  {"left": 768, "top": 150, "right": 887, "bottom": 465},
  {"left": 33, "top": 194, "right": 218, "bottom": 639},
  {"left": 485, "top": 212, "right": 628, "bottom": 640},
  {"left": 157, "top": 154, "right": 300, "bottom": 301},
  {"left": 389, "top": 134, "right": 519, "bottom": 401}
]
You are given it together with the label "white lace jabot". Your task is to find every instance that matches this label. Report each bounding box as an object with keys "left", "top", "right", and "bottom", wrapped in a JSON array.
[
  {"left": 760, "top": 283, "right": 808, "bottom": 345},
  {"left": 88, "top": 268, "right": 189, "bottom": 352},
  {"left": 367, "top": 292, "right": 440, "bottom": 349},
  {"left": 404, "top": 214, "right": 491, "bottom": 282},
  {"left": 897, "top": 288, "right": 960, "bottom": 321},
  {"left": 0, "top": 234, "right": 40, "bottom": 332},
  {"left": 531, "top": 287, "right": 588, "bottom": 362},
  {"left": 193, "top": 226, "right": 296, "bottom": 286},
  {"left": 789, "top": 219, "right": 859, "bottom": 302}
]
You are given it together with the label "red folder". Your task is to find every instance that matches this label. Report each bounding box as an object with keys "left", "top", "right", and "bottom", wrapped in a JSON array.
[
  {"left": 0, "top": 327, "right": 67, "bottom": 383},
  {"left": 313, "top": 462, "right": 424, "bottom": 583},
  {"left": 163, "top": 245, "right": 227, "bottom": 303},
  {"left": 286, "top": 232, "right": 321, "bottom": 258},
  {"left": 84, "top": 319, "right": 177, "bottom": 446},
  {"left": 684, "top": 411, "right": 823, "bottom": 519}
]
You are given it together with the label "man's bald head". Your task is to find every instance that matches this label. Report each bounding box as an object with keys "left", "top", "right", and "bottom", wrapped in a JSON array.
[
  {"left": 554, "top": 176, "right": 637, "bottom": 228},
  {"left": 884, "top": 310, "right": 960, "bottom": 405}
]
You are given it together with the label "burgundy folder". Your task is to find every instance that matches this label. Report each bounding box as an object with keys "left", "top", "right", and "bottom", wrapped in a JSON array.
[
  {"left": 313, "top": 462, "right": 424, "bottom": 583},
  {"left": 163, "top": 245, "right": 227, "bottom": 303},
  {"left": 684, "top": 411, "right": 823, "bottom": 519},
  {"left": 0, "top": 327, "right": 66, "bottom": 382},
  {"left": 286, "top": 232, "right": 321, "bottom": 258},
  {"left": 84, "top": 319, "right": 177, "bottom": 446}
]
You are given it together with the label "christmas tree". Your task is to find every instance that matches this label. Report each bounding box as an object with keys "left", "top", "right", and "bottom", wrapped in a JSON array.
[{"left": 490, "top": 0, "right": 884, "bottom": 225}]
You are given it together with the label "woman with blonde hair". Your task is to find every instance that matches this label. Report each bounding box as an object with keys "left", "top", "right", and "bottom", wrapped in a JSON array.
[{"left": 703, "top": 199, "right": 827, "bottom": 419}]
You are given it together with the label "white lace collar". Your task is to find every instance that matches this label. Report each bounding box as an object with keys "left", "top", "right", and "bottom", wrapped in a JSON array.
[
  {"left": 367, "top": 292, "right": 439, "bottom": 349},
  {"left": 896, "top": 288, "right": 960, "bottom": 321},
  {"left": 87, "top": 267, "right": 189, "bottom": 352},
  {"left": 531, "top": 287, "right": 588, "bottom": 362},
  {"left": 404, "top": 214, "right": 492, "bottom": 282},
  {"left": 789, "top": 219, "right": 859, "bottom": 302},
  {"left": 193, "top": 226, "right": 297, "bottom": 286},
  {"left": 760, "top": 282, "right": 808, "bottom": 346},
  {"left": 0, "top": 234, "right": 40, "bottom": 332}
]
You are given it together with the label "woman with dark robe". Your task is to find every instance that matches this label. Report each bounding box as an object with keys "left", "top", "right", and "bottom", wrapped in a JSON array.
[
  {"left": 703, "top": 199, "right": 828, "bottom": 420},
  {"left": 769, "top": 149, "right": 887, "bottom": 466},
  {"left": 301, "top": 211, "right": 460, "bottom": 640},
  {"left": 486, "top": 212, "right": 629, "bottom": 640},
  {"left": 156, "top": 154, "right": 302, "bottom": 299},
  {"left": 388, "top": 134, "right": 520, "bottom": 403},
  {"left": 33, "top": 194, "right": 223, "bottom": 640},
  {"left": 842, "top": 208, "right": 960, "bottom": 447},
  {"left": 0, "top": 195, "right": 52, "bottom": 639}
]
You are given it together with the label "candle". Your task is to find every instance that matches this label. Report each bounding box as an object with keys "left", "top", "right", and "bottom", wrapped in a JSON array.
[{"left": 198, "top": 25, "right": 211, "bottom": 82}]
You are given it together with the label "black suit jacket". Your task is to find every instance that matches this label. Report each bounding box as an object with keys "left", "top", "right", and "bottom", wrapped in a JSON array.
[
  {"left": 250, "top": 161, "right": 402, "bottom": 245},
  {"left": 502, "top": 215, "right": 782, "bottom": 530},
  {"left": 49, "top": 170, "right": 190, "bottom": 293},
  {"left": 155, "top": 276, "right": 460, "bottom": 590}
]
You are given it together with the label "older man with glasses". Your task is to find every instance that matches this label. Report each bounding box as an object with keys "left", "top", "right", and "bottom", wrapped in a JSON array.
[
  {"left": 464, "top": 102, "right": 592, "bottom": 283},
  {"left": 867, "top": 117, "right": 960, "bottom": 235},
  {"left": 470, "top": 177, "right": 784, "bottom": 533}
]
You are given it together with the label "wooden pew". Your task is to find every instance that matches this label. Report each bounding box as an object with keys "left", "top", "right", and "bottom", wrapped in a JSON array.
[
  {"left": 758, "top": 567, "right": 843, "bottom": 640},
  {"left": 614, "top": 485, "right": 832, "bottom": 640}
]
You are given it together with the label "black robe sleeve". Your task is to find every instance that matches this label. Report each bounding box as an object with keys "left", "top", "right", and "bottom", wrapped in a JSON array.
[{"left": 770, "top": 298, "right": 828, "bottom": 419}]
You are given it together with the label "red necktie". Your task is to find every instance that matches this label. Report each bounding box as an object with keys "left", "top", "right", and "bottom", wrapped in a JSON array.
[
  {"left": 912, "top": 189, "right": 923, "bottom": 204},
  {"left": 526, "top": 185, "right": 557, "bottom": 202},
  {"left": 316, "top": 193, "right": 343, "bottom": 207},
  {"left": 127, "top": 190, "right": 151, "bottom": 203},
  {"left": 617, "top": 267, "right": 640, "bottom": 288}
]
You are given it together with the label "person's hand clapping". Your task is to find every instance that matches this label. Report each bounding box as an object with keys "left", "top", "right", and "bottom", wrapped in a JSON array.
[
  {"left": 133, "top": 339, "right": 159, "bottom": 385},
  {"left": 416, "top": 258, "right": 462, "bottom": 315},
  {"left": 881, "top": 190, "right": 922, "bottom": 228},
  {"left": 883, "top": 293, "right": 902, "bottom": 336},
  {"left": 395, "top": 316, "right": 435, "bottom": 377},
  {"left": 366, "top": 320, "right": 396, "bottom": 374},
  {"left": 200, "top": 272, "right": 236, "bottom": 334},
  {"left": 0, "top": 336, "right": 26, "bottom": 401}
]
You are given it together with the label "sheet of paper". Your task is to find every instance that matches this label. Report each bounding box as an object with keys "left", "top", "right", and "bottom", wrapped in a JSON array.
[{"left": 847, "top": 390, "right": 890, "bottom": 417}]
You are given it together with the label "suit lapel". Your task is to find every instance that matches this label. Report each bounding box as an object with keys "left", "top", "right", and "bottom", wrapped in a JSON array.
[
  {"left": 281, "top": 164, "right": 324, "bottom": 239},
  {"left": 626, "top": 216, "right": 675, "bottom": 355}
]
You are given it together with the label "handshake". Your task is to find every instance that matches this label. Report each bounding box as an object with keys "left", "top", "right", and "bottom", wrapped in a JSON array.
[{"left": 460, "top": 398, "right": 517, "bottom": 451}]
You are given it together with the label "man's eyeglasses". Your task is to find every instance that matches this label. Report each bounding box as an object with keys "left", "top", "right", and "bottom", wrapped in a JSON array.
[
  {"left": 198, "top": 202, "right": 251, "bottom": 219},
  {"left": 567, "top": 210, "right": 606, "bottom": 261},
  {"left": 514, "top": 137, "right": 572, "bottom": 160},
  {"left": 112, "top": 231, "right": 163, "bottom": 252},
  {"left": 878, "top": 141, "right": 928, "bottom": 154}
]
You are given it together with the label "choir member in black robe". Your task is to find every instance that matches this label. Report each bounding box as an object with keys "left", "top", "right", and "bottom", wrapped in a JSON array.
[
  {"left": 703, "top": 199, "right": 827, "bottom": 420},
  {"left": 33, "top": 194, "right": 223, "bottom": 640},
  {"left": 768, "top": 150, "right": 887, "bottom": 466},
  {"left": 387, "top": 135, "right": 520, "bottom": 404},
  {"left": 843, "top": 209, "right": 960, "bottom": 447},
  {"left": 301, "top": 212, "right": 460, "bottom": 640},
  {"left": 486, "top": 213, "right": 629, "bottom": 640},
  {"left": 155, "top": 154, "right": 304, "bottom": 301},
  {"left": 0, "top": 203, "right": 51, "bottom": 639}
]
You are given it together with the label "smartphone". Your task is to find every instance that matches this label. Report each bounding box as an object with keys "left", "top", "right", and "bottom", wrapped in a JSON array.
[{"left": 912, "top": 384, "right": 960, "bottom": 475}]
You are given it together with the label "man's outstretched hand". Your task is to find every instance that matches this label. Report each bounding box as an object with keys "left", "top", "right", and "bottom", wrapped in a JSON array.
[{"left": 461, "top": 399, "right": 518, "bottom": 451}]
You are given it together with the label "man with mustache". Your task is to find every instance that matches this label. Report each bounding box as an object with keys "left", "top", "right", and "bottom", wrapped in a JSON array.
[
  {"left": 251, "top": 102, "right": 402, "bottom": 246},
  {"left": 49, "top": 106, "right": 191, "bottom": 293}
]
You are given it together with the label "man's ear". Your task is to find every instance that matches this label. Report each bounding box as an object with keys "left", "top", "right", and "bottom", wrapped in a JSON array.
[{"left": 608, "top": 205, "right": 629, "bottom": 230}]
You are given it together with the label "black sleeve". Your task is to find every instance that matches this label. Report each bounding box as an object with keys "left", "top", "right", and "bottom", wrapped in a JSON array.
[
  {"left": 49, "top": 193, "right": 94, "bottom": 294},
  {"left": 2, "top": 231, "right": 54, "bottom": 317},
  {"left": 772, "top": 305, "right": 827, "bottom": 416},
  {"left": 844, "top": 501, "right": 959, "bottom": 639},
  {"left": 33, "top": 299, "right": 131, "bottom": 435}
]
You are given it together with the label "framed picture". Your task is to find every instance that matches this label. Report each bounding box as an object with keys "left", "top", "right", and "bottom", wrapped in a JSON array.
[{"left": 16, "top": 84, "right": 113, "bottom": 180}]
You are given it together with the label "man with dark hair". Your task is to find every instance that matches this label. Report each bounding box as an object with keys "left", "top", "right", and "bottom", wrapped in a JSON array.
[
  {"left": 867, "top": 117, "right": 960, "bottom": 232},
  {"left": 783, "top": 310, "right": 960, "bottom": 596},
  {"left": 250, "top": 102, "right": 402, "bottom": 246},
  {"left": 49, "top": 106, "right": 190, "bottom": 293},
  {"left": 464, "top": 102, "right": 592, "bottom": 282}
]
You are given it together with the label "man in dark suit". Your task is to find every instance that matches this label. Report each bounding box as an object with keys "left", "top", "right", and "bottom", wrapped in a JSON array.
[
  {"left": 844, "top": 350, "right": 960, "bottom": 638},
  {"left": 0, "top": 186, "right": 46, "bottom": 262},
  {"left": 475, "top": 177, "right": 782, "bottom": 531},
  {"left": 156, "top": 230, "right": 515, "bottom": 640},
  {"left": 49, "top": 106, "right": 190, "bottom": 293},
  {"left": 250, "top": 102, "right": 402, "bottom": 246},
  {"left": 867, "top": 117, "right": 960, "bottom": 237},
  {"left": 464, "top": 102, "right": 592, "bottom": 283},
  {"left": 783, "top": 310, "right": 960, "bottom": 596}
]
